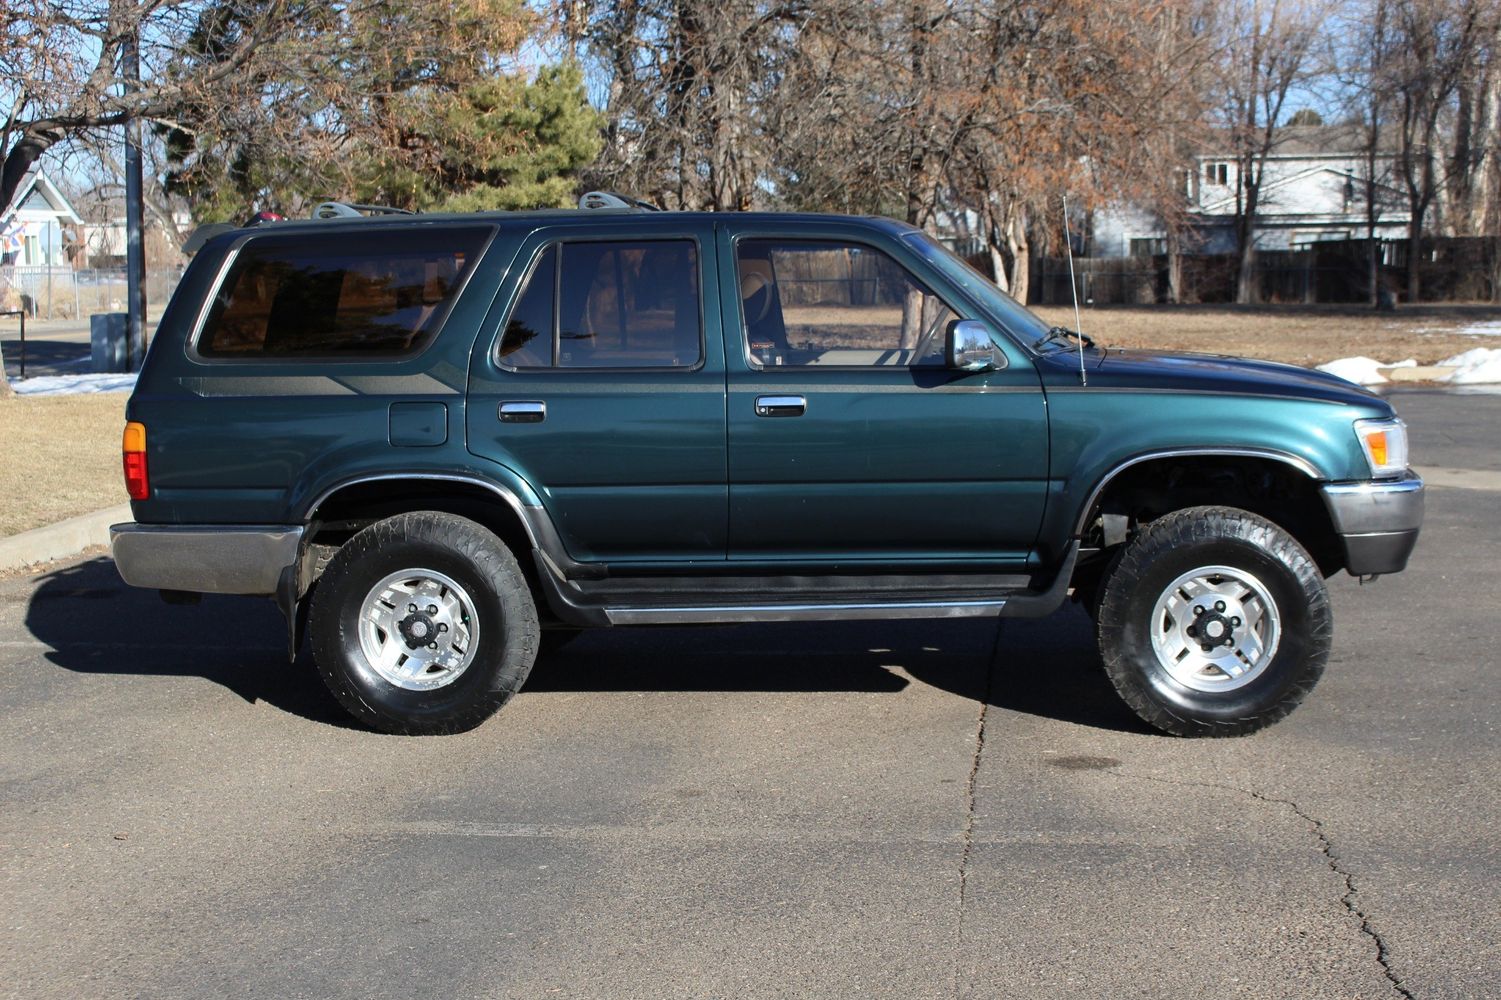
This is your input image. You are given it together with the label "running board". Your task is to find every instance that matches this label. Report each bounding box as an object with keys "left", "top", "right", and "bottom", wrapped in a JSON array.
[
  {"left": 533, "top": 543, "right": 1079, "bottom": 628},
  {"left": 604, "top": 598, "right": 1010, "bottom": 625}
]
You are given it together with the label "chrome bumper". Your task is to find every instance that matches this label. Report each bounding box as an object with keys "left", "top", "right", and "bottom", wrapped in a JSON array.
[
  {"left": 110, "top": 523, "right": 303, "bottom": 596},
  {"left": 1320, "top": 475, "right": 1424, "bottom": 576}
]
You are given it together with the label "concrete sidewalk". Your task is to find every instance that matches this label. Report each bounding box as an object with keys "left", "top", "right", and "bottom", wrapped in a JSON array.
[{"left": 0, "top": 504, "right": 131, "bottom": 576}]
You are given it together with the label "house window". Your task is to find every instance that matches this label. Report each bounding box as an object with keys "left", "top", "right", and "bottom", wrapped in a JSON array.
[
  {"left": 1204, "top": 162, "right": 1229, "bottom": 186},
  {"left": 1129, "top": 237, "right": 1167, "bottom": 258}
]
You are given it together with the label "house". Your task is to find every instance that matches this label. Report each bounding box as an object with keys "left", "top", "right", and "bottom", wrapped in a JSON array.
[
  {"left": 1093, "top": 124, "right": 1411, "bottom": 257},
  {"left": 0, "top": 167, "right": 84, "bottom": 267}
]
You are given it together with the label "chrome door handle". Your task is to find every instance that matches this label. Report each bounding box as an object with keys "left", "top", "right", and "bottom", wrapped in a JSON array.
[
  {"left": 499, "top": 400, "right": 546, "bottom": 423},
  {"left": 754, "top": 394, "right": 806, "bottom": 418}
]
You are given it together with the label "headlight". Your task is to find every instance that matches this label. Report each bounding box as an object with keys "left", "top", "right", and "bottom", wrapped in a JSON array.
[{"left": 1354, "top": 418, "right": 1409, "bottom": 477}]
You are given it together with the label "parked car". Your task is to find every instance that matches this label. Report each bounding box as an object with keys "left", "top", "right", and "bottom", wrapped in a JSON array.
[{"left": 111, "top": 198, "right": 1422, "bottom": 736}]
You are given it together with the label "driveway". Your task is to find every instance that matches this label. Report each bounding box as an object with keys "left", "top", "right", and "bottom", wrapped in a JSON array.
[{"left": 1, "top": 392, "right": 1497, "bottom": 999}]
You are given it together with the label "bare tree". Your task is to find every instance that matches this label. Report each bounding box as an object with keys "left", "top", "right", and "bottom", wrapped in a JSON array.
[
  {"left": 573, "top": 0, "right": 813, "bottom": 210},
  {"left": 1383, "top": 0, "right": 1489, "bottom": 300},
  {"left": 1210, "top": 0, "right": 1330, "bottom": 304}
]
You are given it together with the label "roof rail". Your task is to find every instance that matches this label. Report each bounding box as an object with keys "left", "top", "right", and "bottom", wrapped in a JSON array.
[
  {"left": 578, "top": 191, "right": 662, "bottom": 212},
  {"left": 312, "top": 201, "right": 414, "bottom": 219}
]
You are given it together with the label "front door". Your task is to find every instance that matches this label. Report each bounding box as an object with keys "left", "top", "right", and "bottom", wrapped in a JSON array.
[
  {"left": 720, "top": 225, "right": 1048, "bottom": 569},
  {"left": 467, "top": 222, "right": 727, "bottom": 564}
]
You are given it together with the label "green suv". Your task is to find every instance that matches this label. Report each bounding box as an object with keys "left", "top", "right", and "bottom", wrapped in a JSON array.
[{"left": 110, "top": 203, "right": 1423, "bottom": 736}]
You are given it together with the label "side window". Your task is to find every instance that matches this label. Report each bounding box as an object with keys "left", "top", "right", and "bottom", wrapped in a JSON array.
[
  {"left": 500, "top": 239, "right": 702, "bottom": 369},
  {"left": 198, "top": 227, "right": 489, "bottom": 357},
  {"left": 735, "top": 240, "right": 957, "bottom": 368},
  {"left": 499, "top": 246, "right": 555, "bottom": 367}
]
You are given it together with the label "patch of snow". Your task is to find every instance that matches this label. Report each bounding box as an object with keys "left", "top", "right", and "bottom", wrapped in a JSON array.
[
  {"left": 1409, "top": 320, "right": 1501, "bottom": 336},
  {"left": 1317, "top": 356, "right": 1389, "bottom": 385},
  {"left": 9, "top": 372, "right": 137, "bottom": 396},
  {"left": 1437, "top": 347, "right": 1501, "bottom": 384},
  {"left": 1387, "top": 358, "right": 1418, "bottom": 368}
]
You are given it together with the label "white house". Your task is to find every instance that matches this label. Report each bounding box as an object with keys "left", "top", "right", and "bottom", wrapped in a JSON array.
[
  {"left": 0, "top": 167, "right": 83, "bottom": 267},
  {"left": 1093, "top": 125, "right": 1411, "bottom": 257}
]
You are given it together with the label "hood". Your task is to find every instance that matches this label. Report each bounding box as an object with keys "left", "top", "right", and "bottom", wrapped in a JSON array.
[{"left": 1040, "top": 347, "right": 1388, "bottom": 410}]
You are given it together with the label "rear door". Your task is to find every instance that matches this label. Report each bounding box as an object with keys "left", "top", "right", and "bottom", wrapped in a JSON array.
[
  {"left": 719, "top": 223, "right": 1049, "bottom": 568},
  {"left": 466, "top": 220, "right": 728, "bottom": 565}
]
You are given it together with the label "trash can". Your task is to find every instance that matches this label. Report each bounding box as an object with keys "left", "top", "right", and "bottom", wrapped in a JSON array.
[{"left": 91, "top": 313, "right": 144, "bottom": 372}]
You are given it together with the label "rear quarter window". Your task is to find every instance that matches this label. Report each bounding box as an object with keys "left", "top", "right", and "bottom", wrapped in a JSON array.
[{"left": 196, "top": 227, "right": 491, "bottom": 358}]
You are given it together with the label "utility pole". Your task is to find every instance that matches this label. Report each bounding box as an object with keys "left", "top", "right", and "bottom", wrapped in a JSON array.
[{"left": 123, "top": 29, "right": 146, "bottom": 369}]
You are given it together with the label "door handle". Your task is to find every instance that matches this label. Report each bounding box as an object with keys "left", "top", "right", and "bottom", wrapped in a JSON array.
[
  {"left": 754, "top": 394, "right": 806, "bottom": 418},
  {"left": 499, "top": 400, "right": 546, "bottom": 424}
]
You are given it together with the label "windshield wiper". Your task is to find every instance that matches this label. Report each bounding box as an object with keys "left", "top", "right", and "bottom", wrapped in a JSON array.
[{"left": 1036, "top": 325, "right": 1096, "bottom": 351}]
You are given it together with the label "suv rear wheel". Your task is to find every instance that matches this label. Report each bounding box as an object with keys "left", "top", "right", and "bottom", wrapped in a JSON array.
[
  {"left": 1096, "top": 506, "right": 1331, "bottom": 737},
  {"left": 309, "top": 512, "right": 539, "bottom": 735}
]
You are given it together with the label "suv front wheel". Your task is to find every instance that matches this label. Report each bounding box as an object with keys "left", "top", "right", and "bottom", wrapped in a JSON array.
[
  {"left": 309, "top": 512, "right": 540, "bottom": 735},
  {"left": 1096, "top": 506, "right": 1331, "bottom": 737}
]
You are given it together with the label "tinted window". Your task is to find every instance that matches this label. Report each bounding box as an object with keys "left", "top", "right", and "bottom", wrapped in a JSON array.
[
  {"left": 499, "top": 246, "right": 555, "bottom": 367},
  {"left": 501, "top": 240, "right": 701, "bottom": 369},
  {"left": 736, "top": 240, "right": 955, "bottom": 368},
  {"left": 198, "top": 227, "right": 489, "bottom": 357}
]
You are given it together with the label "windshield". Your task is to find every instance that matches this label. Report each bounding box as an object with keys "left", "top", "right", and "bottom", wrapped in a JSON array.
[{"left": 900, "top": 231, "right": 1053, "bottom": 348}]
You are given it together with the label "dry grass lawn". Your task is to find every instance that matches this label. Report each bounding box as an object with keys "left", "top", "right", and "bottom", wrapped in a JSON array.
[
  {"left": 1032, "top": 302, "right": 1500, "bottom": 367},
  {"left": 1, "top": 302, "right": 1497, "bottom": 537},
  {"left": 0, "top": 394, "right": 128, "bottom": 537}
]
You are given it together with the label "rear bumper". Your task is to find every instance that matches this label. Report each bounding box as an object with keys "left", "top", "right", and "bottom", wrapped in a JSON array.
[
  {"left": 1320, "top": 475, "right": 1424, "bottom": 576},
  {"left": 110, "top": 523, "right": 303, "bottom": 596}
]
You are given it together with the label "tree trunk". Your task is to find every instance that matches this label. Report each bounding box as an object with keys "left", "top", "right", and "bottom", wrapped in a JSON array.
[
  {"left": 987, "top": 242, "right": 1010, "bottom": 294},
  {"left": 1165, "top": 228, "right": 1182, "bottom": 304},
  {"left": 1006, "top": 212, "right": 1030, "bottom": 305},
  {"left": 1235, "top": 241, "right": 1256, "bottom": 304},
  {"left": 900, "top": 286, "right": 923, "bottom": 350},
  {"left": 1, "top": 128, "right": 63, "bottom": 217},
  {"left": 1406, "top": 222, "right": 1423, "bottom": 303}
]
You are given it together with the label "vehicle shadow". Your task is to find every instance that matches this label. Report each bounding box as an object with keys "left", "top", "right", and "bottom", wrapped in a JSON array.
[
  {"left": 529, "top": 609, "right": 1151, "bottom": 735},
  {"left": 29, "top": 558, "right": 1147, "bottom": 733},
  {"left": 25, "top": 557, "right": 355, "bottom": 727},
  {"left": 2, "top": 338, "right": 91, "bottom": 378},
  {"left": 974, "top": 608, "right": 1154, "bottom": 735}
]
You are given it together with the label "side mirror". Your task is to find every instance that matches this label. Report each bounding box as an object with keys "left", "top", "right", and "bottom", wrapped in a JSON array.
[{"left": 946, "top": 320, "right": 997, "bottom": 372}]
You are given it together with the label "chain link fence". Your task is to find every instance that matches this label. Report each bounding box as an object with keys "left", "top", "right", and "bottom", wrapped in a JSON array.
[{"left": 0, "top": 266, "right": 184, "bottom": 321}]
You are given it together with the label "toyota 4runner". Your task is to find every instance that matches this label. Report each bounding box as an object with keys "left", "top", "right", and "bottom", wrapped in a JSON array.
[{"left": 110, "top": 201, "right": 1424, "bottom": 736}]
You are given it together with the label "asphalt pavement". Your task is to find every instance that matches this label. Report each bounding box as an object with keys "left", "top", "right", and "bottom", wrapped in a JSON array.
[{"left": 1, "top": 392, "right": 1498, "bottom": 999}]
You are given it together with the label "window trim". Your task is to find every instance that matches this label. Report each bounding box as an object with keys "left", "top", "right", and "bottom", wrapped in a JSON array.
[
  {"left": 492, "top": 234, "right": 708, "bottom": 374},
  {"left": 730, "top": 235, "right": 964, "bottom": 374},
  {"left": 186, "top": 223, "right": 499, "bottom": 365}
]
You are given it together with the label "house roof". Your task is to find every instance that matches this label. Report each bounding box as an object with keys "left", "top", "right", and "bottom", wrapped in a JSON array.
[
  {"left": 1, "top": 166, "right": 84, "bottom": 227},
  {"left": 1198, "top": 123, "right": 1400, "bottom": 158}
]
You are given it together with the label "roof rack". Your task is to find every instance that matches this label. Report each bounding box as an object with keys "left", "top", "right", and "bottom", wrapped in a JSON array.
[
  {"left": 312, "top": 201, "right": 415, "bottom": 219},
  {"left": 578, "top": 191, "right": 662, "bottom": 212}
]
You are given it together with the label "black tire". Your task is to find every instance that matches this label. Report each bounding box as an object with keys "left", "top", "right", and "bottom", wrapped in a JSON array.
[
  {"left": 1096, "top": 505, "right": 1331, "bottom": 737},
  {"left": 309, "top": 512, "right": 539, "bottom": 735}
]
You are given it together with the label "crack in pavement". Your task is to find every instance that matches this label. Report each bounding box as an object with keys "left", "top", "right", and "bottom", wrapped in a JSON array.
[
  {"left": 1118, "top": 770, "right": 1417, "bottom": 1000},
  {"left": 952, "top": 623, "right": 1003, "bottom": 999}
]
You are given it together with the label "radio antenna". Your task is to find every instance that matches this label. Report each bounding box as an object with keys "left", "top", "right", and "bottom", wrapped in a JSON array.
[{"left": 1061, "top": 194, "right": 1088, "bottom": 387}]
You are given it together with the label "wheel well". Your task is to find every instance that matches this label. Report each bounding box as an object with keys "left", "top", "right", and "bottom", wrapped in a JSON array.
[
  {"left": 303, "top": 480, "right": 541, "bottom": 595},
  {"left": 1080, "top": 456, "right": 1343, "bottom": 576}
]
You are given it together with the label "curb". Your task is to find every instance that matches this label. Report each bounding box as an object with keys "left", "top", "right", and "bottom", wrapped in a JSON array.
[{"left": 0, "top": 504, "right": 132, "bottom": 575}]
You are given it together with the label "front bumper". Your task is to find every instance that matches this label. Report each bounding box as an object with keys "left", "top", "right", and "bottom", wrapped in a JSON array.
[
  {"left": 110, "top": 523, "right": 303, "bottom": 596},
  {"left": 1320, "top": 474, "right": 1424, "bottom": 576}
]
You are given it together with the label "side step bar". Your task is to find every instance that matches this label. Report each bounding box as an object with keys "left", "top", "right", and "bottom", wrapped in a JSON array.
[
  {"left": 605, "top": 598, "right": 1010, "bottom": 625},
  {"left": 533, "top": 544, "right": 1080, "bottom": 628}
]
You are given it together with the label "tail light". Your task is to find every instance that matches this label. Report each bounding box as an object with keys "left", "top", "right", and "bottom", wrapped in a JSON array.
[{"left": 123, "top": 422, "right": 149, "bottom": 500}]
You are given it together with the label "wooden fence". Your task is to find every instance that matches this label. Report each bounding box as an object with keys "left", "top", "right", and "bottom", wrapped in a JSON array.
[{"left": 1030, "top": 237, "right": 1501, "bottom": 305}]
